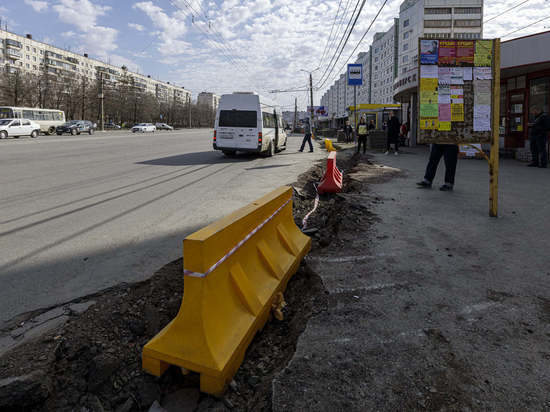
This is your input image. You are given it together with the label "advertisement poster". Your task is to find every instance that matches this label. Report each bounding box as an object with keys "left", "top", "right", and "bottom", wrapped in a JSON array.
[
  {"left": 420, "top": 90, "right": 438, "bottom": 104},
  {"left": 438, "top": 84, "right": 451, "bottom": 104},
  {"left": 474, "top": 67, "right": 492, "bottom": 80},
  {"left": 474, "top": 79, "right": 491, "bottom": 105},
  {"left": 420, "top": 78, "right": 438, "bottom": 91},
  {"left": 451, "top": 86, "right": 464, "bottom": 104},
  {"left": 474, "top": 40, "right": 492, "bottom": 66},
  {"left": 474, "top": 105, "right": 491, "bottom": 131},
  {"left": 421, "top": 65, "right": 438, "bottom": 78},
  {"left": 439, "top": 121, "right": 452, "bottom": 131},
  {"left": 450, "top": 68, "right": 464, "bottom": 84},
  {"left": 420, "top": 40, "right": 439, "bottom": 64},
  {"left": 438, "top": 67, "right": 451, "bottom": 84},
  {"left": 456, "top": 41, "right": 474, "bottom": 65},
  {"left": 439, "top": 103, "right": 452, "bottom": 122},
  {"left": 463, "top": 67, "right": 473, "bottom": 81},
  {"left": 438, "top": 40, "right": 456, "bottom": 65},
  {"left": 420, "top": 117, "right": 439, "bottom": 130}
]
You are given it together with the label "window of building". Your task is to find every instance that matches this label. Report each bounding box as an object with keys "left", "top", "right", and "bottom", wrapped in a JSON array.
[
  {"left": 33, "top": 56, "right": 36, "bottom": 61},
  {"left": 403, "top": 19, "right": 409, "bottom": 27},
  {"left": 402, "top": 55, "right": 409, "bottom": 63},
  {"left": 33, "top": 47, "right": 36, "bottom": 53},
  {"left": 529, "top": 77, "right": 550, "bottom": 120},
  {"left": 424, "top": 20, "right": 452, "bottom": 28},
  {"left": 454, "top": 7, "right": 481, "bottom": 14},
  {"left": 26, "top": 46, "right": 30, "bottom": 51},
  {"left": 40, "top": 50, "right": 43, "bottom": 54},
  {"left": 403, "top": 43, "right": 409, "bottom": 51},
  {"left": 26, "top": 63, "right": 30, "bottom": 68},
  {"left": 403, "top": 30, "right": 410, "bottom": 39},
  {"left": 33, "top": 65, "right": 37, "bottom": 70},
  {"left": 27, "top": 55, "right": 30, "bottom": 60},
  {"left": 425, "top": 7, "right": 451, "bottom": 14},
  {"left": 454, "top": 19, "right": 481, "bottom": 27}
]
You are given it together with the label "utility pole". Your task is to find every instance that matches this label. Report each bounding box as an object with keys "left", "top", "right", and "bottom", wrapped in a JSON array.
[
  {"left": 293, "top": 97, "right": 297, "bottom": 133},
  {"left": 188, "top": 94, "right": 192, "bottom": 128},
  {"left": 99, "top": 72, "right": 104, "bottom": 132},
  {"left": 309, "top": 73, "right": 314, "bottom": 136}
]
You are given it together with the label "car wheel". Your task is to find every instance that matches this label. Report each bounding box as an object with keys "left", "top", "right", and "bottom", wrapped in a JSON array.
[
  {"left": 56, "top": 132, "right": 62, "bottom": 136},
  {"left": 0, "top": 131, "right": 7, "bottom": 139},
  {"left": 71, "top": 129, "right": 77, "bottom": 135},
  {"left": 47, "top": 126, "right": 55, "bottom": 135},
  {"left": 31, "top": 130, "right": 38, "bottom": 138},
  {"left": 89, "top": 129, "right": 94, "bottom": 135}
]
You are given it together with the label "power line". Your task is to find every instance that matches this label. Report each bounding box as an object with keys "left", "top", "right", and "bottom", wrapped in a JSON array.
[
  {"left": 315, "top": 0, "right": 364, "bottom": 87},
  {"left": 501, "top": 14, "right": 550, "bottom": 37},
  {"left": 323, "top": 0, "right": 390, "bottom": 89},
  {"left": 318, "top": 0, "right": 347, "bottom": 67},
  {"left": 484, "top": 0, "right": 531, "bottom": 23}
]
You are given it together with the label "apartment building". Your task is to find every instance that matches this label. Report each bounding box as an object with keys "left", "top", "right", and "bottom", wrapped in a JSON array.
[
  {"left": 0, "top": 29, "right": 191, "bottom": 104},
  {"left": 320, "top": 0, "right": 483, "bottom": 133},
  {"left": 197, "top": 92, "right": 221, "bottom": 110},
  {"left": 370, "top": 20, "right": 399, "bottom": 104}
]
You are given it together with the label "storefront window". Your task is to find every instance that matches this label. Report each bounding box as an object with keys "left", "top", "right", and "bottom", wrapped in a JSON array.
[
  {"left": 507, "top": 77, "right": 516, "bottom": 90},
  {"left": 529, "top": 77, "right": 549, "bottom": 121}
]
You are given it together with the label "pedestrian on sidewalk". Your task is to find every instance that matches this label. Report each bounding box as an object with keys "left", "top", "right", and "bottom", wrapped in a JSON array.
[
  {"left": 357, "top": 117, "right": 368, "bottom": 154},
  {"left": 417, "top": 144, "right": 459, "bottom": 191},
  {"left": 345, "top": 121, "right": 353, "bottom": 143},
  {"left": 527, "top": 105, "right": 550, "bottom": 168},
  {"left": 385, "top": 110, "right": 400, "bottom": 155},
  {"left": 299, "top": 118, "right": 313, "bottom": 152}
]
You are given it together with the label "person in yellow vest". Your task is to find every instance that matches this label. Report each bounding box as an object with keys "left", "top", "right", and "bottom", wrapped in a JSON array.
[{"left": 357, "top": 117, "right": 368, "bottom": 154}]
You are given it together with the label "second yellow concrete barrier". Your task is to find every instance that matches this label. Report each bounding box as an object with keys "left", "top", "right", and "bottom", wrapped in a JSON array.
[
  {"left": 142, "top": 186, "right": 311, "bottom": 395},
  {"left": 325, "top": 138, "right": 336, "bottom": 152}
]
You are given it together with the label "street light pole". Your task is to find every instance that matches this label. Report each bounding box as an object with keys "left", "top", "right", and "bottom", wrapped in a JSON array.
[{"left": 300, "top": 67, "right": 320, "bottom": 137}]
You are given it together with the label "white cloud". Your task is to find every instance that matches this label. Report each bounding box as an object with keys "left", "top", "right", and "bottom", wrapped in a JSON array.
[
  {"left": 128, "top": 23, "right": 145, "bottom": 31},
  {"left": 61, "top": 30, "right": 76, "bottom": 37},
  {"left": 24, "top": 0, "right": 49, "bottom": 13},
  {"left": 133, "top": 1, "right": 191, "bottom": 55}
]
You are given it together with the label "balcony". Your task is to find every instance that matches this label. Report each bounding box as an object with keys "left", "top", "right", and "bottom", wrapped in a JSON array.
[
  {"left": 6, "top": 48, "right": 22, "bottom": 59},
  {"left": 5, "top": 39, "right": 22, "bottom": 48}
]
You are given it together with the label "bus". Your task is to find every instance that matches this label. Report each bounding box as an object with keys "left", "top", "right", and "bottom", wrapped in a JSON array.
[
  {"left": 0, "top": 107, "right": 65, "bottom": 135},
  {"left": 213, "top": 92, "right": 287, "bottom": 157}
]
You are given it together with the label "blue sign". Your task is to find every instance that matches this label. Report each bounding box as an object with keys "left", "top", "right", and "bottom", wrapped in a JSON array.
[
  {"left": 420, "top": 39, "right": 439, "bottom": 64},
  {"left": 347, "top": 64, "right": 362, "bottom": 86}
]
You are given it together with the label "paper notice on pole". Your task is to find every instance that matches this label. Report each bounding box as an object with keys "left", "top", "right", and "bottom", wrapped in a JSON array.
[
  {"left": 421, "top": 65, "right": 439, "bottom": 78},
  {"left": 463, "top": 67, "right": 473, "bottom": 81},
  {"left": 451, "top": 85, "right": 464, "bottom": 104},
  {"left": 474, "top": 79, "right": 491, "bottom": 105},
  {"left": 451, "top": 103, "right": 464, "bottom": 122},
  {"left": 438, "top": 67, "right": 451, "bottom": 84},
  {"left": 420, "top": 103, "right": 438, "bottom": 117},
  {"left": 474, "top": 67, "right": 492, "bottom": 80},
  {"left": 420, "top": 117, "right": 439, "bottom": 130},
  {"left": 473, "top": 104, "right": 491, "bottom": 131},
  {"left": 438, "top": 40, "right": 456, "bottom": 65},
  {"left": 475, "top": 40, "right": 492, "bottom": 66},
  {"left": 420, "top": 90, "right": 438, "bottom": 104},
  {"left": 439, "top": 103, "right": 451, "bottom": 122},
  {"left": 438, "top": 121, "right": 451, "bottom": 131},
  {"left": 420, "top": 78, "right": 438, "bottom": 91},
  {"left": 456, "top": 41, "right": 475, "bottom": 65},
  {"left": 450, "top": 68, "right": 464, "bottom": 84}
]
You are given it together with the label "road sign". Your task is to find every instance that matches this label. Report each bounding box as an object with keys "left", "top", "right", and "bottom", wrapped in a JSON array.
[{"left": 347, "top": 64, "right": 362, "bottom": 86}]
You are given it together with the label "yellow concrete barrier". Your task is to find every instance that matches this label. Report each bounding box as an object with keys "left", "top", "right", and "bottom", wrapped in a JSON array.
[
  {"left": 325, "top": 138, "right": 336, "bottom": 152},
  {"left": 142, "top": 186, "right": 311, "bottom": 396}
]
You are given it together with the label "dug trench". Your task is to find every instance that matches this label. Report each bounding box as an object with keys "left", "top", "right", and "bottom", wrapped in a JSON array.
[{"left": 0, "top": 148, "right": 367, "bottom": 412}]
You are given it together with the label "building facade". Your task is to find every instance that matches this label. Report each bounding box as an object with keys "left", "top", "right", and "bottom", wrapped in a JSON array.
[
  {"left": 0, "top": 29, "right": 191, "bottom": 105},
  {"left": 371, "top": 20, "right": 399, "bottom": 104},
  {"left": 197, "top": 92, "right": 221, "bottom": 110}
]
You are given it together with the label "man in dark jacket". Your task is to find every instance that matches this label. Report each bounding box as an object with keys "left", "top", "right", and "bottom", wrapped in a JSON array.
[
  {"left": 385, "top": 110, "right": 401, "bottom": 155},
  {"left": 299, "top": 118, "right": 313, "bottom": 152},
  {"left": 528, "top": 105, "right": 550, "bottom": 168}
]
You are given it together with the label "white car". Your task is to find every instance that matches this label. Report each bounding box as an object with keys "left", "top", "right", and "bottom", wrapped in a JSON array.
[
  {"left": 132, "top": 123, "right": 156, "bottom": 133},
  {"left": 0, "top": 118, "right": 41, "bottom": 139}
]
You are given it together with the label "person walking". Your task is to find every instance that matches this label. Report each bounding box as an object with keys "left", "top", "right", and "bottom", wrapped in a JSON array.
[
  {"left": 299, "top": 118, "right": 313, "bottom": 152},
  {"left": 344, "top": 121, "right": 353, "bottom": 143},
  {"left": 368, "top": 119, "right": 375, "bottom": 131},
  {"left": 527, "top": 105, "right": 550, "bottom": 168},
  {"left": 416, "top": 144, "right": 459, "bottom": 191},
  {"left": 357, "top": 117, "right": 368, "bottom": 154},
  {"left": 385, "top": 110, "right": 400, "bottom": 155}
]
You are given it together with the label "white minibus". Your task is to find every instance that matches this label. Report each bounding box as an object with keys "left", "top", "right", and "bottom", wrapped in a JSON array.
[
  {"left": 0, "top": 106, "right": 66, "bottom": 135},
  {"left": 213, "top": 92, "right": 287, "bottom": 156}
]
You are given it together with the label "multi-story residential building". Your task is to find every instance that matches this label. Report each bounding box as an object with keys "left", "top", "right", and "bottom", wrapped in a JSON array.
[
  {"left": 0, "top": 29, "right": 191, "bottom": 105},
  {"left": 197, "top": 92, "right": 220, "bottom": 110},
  {"left": 393, "top": 0, "right": 483, "bottom": 143},
  {"left": 370, "top": 20, "right": 399, "bottom": 104},
  {"left": 356, "top": 51, "right": 371, "bottom": 104}
]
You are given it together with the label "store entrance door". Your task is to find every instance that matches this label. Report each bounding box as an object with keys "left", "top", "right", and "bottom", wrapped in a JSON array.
[{"left": 507, "top": 91, "right": 527, "bottom": 147}]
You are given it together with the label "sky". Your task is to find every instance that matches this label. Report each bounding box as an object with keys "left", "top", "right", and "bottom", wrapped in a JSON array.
[{"left": 0, "top": 0, "right": 548, "bottom": 110}]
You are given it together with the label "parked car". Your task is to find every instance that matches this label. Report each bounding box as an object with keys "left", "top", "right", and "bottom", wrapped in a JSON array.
[
  {"left": 0, "top": 118, "right": 41, "bottom": 139},
  {"left": 132, "top": 123, "right": 156, "bottom": 133},
  {"left": 155, "top": 123, "right": 173, "bottom": 130},
  {"left": 104, "top": 122, "right": 121, "bottom": 129},
  {"left": 56, "top": 120, "right": 95, "bottom": 135}
]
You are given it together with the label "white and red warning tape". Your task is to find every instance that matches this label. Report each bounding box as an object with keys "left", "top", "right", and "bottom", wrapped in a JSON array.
[
  {"left": 301, "top": 183, "right": 320, "bottom": 231},
  {"left": 183, "top": 198, "right": 291, "bottom": 278}
]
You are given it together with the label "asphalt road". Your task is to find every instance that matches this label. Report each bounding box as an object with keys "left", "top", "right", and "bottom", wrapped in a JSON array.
[{"left": 0, "top": 129, "right": 324, "bottom": 325}]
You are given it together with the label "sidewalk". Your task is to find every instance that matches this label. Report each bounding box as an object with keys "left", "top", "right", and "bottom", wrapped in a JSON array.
[{"left": 273, "top": 147, "right": 550, "bottom": 410}]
